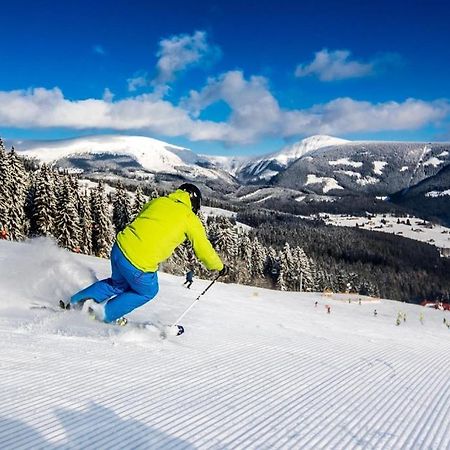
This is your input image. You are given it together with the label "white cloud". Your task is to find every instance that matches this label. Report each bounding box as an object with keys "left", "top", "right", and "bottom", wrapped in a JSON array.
[
  {"left": 0, "top": 83, "right": 448, "bottom": 146},
  {"left": 127, "top": 73, "right": 149, "bottom": 92},
  {"left": 0, "top": 88, "right": 195, "bottom": 135},
  {"left": 286, "top": 97, "right": 450, "bottom": 135},
  {"left": 153, "top": 31, "right": 221, "bottom": 87},
  {"left": 295, "top": 49, "right": 380, "bottom": 81},
  {"left": 183, "top": 71, "right": 281, "bottom": 143}
]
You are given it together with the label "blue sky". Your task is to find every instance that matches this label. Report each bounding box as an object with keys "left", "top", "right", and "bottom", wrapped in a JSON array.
[{"left": 1, "top": 0, "right": 449, "bottom": 155}]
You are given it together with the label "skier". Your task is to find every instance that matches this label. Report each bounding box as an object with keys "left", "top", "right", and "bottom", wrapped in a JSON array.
[
  {"left": 68, "top": 183, "right": 228, "bottom": 324},
  {"left": 183, "top": 270, "right": 194, "bottom": 289}
]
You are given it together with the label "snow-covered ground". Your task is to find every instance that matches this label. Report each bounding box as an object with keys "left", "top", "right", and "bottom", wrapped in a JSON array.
[
  {"left": 0, "top": 239, "right": 449, "bottom": 449},
  {"left": 319, "top": 213, "right": 450, "bottom": 251}
]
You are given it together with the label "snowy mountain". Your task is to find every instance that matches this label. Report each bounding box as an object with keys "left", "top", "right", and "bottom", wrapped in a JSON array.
[
  {"left": 235, "top": 135, "right": 349, "bottom": 183},
  {"left": 1, "top": 238, "right": 449, "bottom": 449},
  {"left": 15, "top": 135, "right": 237, "bottom": 186},
  {"left": 273, "top": 141, "right": 450, "bottom": 196}
]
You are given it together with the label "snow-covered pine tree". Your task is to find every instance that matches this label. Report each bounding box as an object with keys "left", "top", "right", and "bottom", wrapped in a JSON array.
[
  {"left": 90, "top": 182, "right": 113, "bottom": 258},
  {"left": 33, "top": 164, "right": 57, "bottom": 237},
  {"left": 292, "top": 246, "right": 315, "bottom": 292},
  {"left": 132, "top": 185, "right": 147, "bottom": 218},
  {"left": 279, "top": 242, "right": 296, "bottom": 289},
  {"left": 347, "top": 272, "right": 360, "bottom": 293},
  {"left": 276, "top": 262, "right": 288, "bottom": 291},
  {"left": 236, "top": 231, "right": 252, "bottom": 284},
  {"left": 335, "top": 271, "right": 350, "bottom": 293},
  {"left": 265, "top": 246, "right": 279, "bottom": 285},
  {"left": 209, "top": 216, "right": 238, "bottom": 259},
  {"left": 24, "top": 171, "right": 37, "bottom": 236},
  {"left": 307, "top": 258, "right": 321, "bottom": 292},
  {"left": 55, "top": 174, "right": 81, "bottom": 251},
  {"left": 112, "top": 181, "right": 132, "bottom": 233},
  {"left": 251, "top": 236, "right": 266, "bottom": 280},
  {"left": 0, "top": 139, "right": 10, "bottom": 233},
  {"left": 6, "top": 148, "right": 29, "bottom": 240},
  {"left": 208, "top": 216, "right": 238, "bottom": 280},
  {"left": 78, "top": 190, "right": 93, "bottom": 255}
]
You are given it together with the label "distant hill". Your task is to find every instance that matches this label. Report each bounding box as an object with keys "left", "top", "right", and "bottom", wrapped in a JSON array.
[
  {"left": 273, "top": 141, "right": 450, "bottom": 196},
  {"left": 390, "top": 163, "right": 450, "bottom": 224},
  {"left": 15, "top": 135, "right": 237, "bottom": 190}
]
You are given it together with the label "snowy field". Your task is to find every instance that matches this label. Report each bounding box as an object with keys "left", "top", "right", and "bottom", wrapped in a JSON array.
[
  {"left": 0, "top": 239, "right": 449, "bottom": 449},
  {"left": 318, "top": 213, "right": 450, "bottom": 251}
]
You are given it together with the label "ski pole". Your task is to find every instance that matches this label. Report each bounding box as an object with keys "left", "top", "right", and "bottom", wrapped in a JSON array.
[{"left": 169, "top": 273, "right": 221, "bottom": 334}]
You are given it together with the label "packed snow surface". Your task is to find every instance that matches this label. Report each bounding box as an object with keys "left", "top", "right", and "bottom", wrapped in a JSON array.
[{"left": 0, "top": 239, "right": 449, "bottom": 449}]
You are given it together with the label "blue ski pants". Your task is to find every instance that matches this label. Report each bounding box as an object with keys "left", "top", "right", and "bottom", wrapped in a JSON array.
[{"left": 71, "top": 243, "right": 159, "bottom": 322}]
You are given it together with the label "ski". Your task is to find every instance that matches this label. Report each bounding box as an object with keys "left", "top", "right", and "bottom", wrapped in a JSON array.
[{"left": 30, "top": 301, "right": 185, "bottom": 336}]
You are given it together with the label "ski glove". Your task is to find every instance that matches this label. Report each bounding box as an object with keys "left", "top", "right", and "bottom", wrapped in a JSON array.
[{"left": 219, "top": 265, "right": 229, "bottom": 277}]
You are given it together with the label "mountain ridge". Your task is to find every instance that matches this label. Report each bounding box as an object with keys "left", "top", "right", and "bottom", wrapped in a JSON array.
[{"left": 11, "top": 133, "right": 450, "bottom": 221}]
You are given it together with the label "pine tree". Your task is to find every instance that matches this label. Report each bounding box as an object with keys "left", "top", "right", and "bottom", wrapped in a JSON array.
[
  {"left": 251, "top": 236, "right": 266, "bottom": 280},
  {"left": 33, "top": 164, "right": 57, "bottom": 237},
  {"left": 55, "top": 174, "right": 81, "bottom": 250},
  {"left": 209, "top": 217, "right": 238, "bottom": 260},
  {"left": 292, "top": 246, "right": 315, "bottom": 291},
  {"left": 90, "top": 182, "right": 113, "bottom": 258},
  {"left": 78, "top": 190, "right": 93, "bottom": 255},
  {"left": 112, "top": 181, "right": 132, "bottom": 233},
  {"left": 265, "top": 246, "right": 279, "bottom": 285},
  {"left": 6, "top": 148, "right": 28, "bottom": 240},
  {"left": 279, "top": 242, "right": 295, "bottom": 289},
  {"left": 236, "top": 232, "right": 252, "bottom": 284},
  {"left": 276, "top": 258, "right": 288, "bottom": 291},
  {"left": 208, "top": 216, "right": 238, "bottom": 281},
  {"left": 132, "top": 185, "right": 147, "bottom": 218},
  {"left": 0, "top": 139, "right": 10, "bottom": 233}
]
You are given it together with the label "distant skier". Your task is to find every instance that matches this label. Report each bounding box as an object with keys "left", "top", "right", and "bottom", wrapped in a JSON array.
[
  {"left": 326, "top": 305, "right": 331, "bottom": 314},
  {"left": 68, "top": 184, "right": 228, "bottom": 324},
  {"left": 315, "top": 301, "right": 318, "bottom": 308},
  {"left": 374, "top": 309, "right": 378, "bottom": 317},
  {"left": 183, "top": 270, "right": 194, "bottom": 289}
]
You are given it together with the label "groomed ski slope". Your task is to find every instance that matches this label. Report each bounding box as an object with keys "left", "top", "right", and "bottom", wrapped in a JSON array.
[{"left": 0, "top": 239, "right": 449, "bottom": 450}]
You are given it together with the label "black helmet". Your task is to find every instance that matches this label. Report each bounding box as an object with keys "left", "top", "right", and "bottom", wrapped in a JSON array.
[{"left": 179, "top": 183, "right": 202, "bottom": 214}]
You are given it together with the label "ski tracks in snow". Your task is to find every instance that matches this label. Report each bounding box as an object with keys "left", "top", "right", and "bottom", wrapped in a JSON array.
[{"left": 0, "top": 313, "right": 449, "bottom": 450}]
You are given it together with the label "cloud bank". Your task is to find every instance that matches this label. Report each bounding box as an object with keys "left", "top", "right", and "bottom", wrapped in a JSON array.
[{"left": 0, "top": 78, "right": 448, "bottom": 145}]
